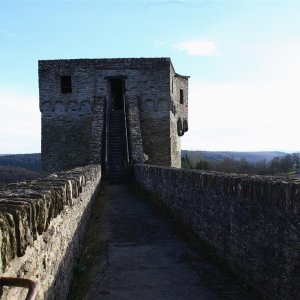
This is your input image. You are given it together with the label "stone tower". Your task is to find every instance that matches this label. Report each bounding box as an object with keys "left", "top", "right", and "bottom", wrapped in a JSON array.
[{"left": 39, "top": 58, "right": 189, "bottom": 177}]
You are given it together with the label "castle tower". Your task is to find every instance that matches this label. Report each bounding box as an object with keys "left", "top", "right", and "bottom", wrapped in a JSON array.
[{"left": 39, "top": 58, "right": 189, "bottom": 176}]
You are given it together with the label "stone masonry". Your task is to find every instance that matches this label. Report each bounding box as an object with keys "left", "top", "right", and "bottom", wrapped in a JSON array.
[
  {"left": 39, "top": 58, "right": 189, "bottom": 173},
  {"left": 134, "top": 164, "right": 300, "bottom": 300}
]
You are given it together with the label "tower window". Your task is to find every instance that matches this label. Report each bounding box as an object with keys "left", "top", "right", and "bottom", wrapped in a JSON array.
[
  {"left": 180, "top": 89, "right": 184, "bottom": 104},
  {"left": 61, "top": 76, "right": 72, "bottom": 93}
]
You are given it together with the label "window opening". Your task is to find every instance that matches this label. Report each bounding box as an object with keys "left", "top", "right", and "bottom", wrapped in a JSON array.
[
  {"left": 180, "top": 89, "right": 184, "bottom": 104},
  {"left": 61, "top": 76, "right": 72, "bottom": 93}
]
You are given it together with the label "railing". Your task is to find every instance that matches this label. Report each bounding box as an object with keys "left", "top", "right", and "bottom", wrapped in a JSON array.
[
  {"left": 122, "top": 92, "right": 131, "bottom": 171},
  {"left": 104, "top": 94, "right": 110, "bottom": 172},
  {"left": 0, "top": 277, "right": 38, "bottom": 300}
]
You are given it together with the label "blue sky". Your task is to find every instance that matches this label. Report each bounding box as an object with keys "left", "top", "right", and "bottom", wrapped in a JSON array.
[{"left": 0, "top": 0, "right": 299, "bottom": 153}]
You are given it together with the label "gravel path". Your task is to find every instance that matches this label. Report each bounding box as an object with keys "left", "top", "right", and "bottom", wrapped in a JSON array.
[{"left": 71, "top": 184, "right": 256, "bottom": 300}]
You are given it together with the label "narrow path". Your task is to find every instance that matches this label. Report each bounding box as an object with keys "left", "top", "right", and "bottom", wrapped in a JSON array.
[{"left": 72, "top": 184, "right": 255, "bottom": 300}]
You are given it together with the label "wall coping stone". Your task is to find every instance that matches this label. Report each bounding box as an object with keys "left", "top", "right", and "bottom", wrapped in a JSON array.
[
  {"left": 134, "top": 164, "right": 300, "bottom": 299},
  {"left": 0, "top": 164, "right": 101, "bottom": 274}
]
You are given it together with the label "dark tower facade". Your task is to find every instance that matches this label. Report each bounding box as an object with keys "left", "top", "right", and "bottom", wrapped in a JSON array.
[{"left": 39, "top": 58, "right": 189, "bottom": 176}]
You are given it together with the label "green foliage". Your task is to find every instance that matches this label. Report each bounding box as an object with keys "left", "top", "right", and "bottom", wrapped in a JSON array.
[
  {"left": 181, "top": 154, "right": 192, "bottom": 169},
  {"left": 269, "top": 153, "right": 299, "bottom": 174},
  {"left": 195, "top": 160, "right": 211, "bottom": 170},
  {"left": 182, "top": 151, "right": 300, "bottom": 176}
]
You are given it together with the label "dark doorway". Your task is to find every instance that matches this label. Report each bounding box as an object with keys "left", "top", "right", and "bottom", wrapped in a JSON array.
[
  {"left": 110, "top": 79, "right": 123, "bottom": 111},
  {"left": 106, "top": 77, "right": 129, "bottom": 183}
]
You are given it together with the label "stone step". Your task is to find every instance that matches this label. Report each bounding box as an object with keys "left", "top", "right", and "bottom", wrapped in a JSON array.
[
  {"left": 110, "top": 161, "right": 124, "bottom": 165},
  {"left": 108, "top": 111, "right": 126, "bottom": 182},
  {"left": 109, "top": 148, "right": 123, "bottom": 151}
]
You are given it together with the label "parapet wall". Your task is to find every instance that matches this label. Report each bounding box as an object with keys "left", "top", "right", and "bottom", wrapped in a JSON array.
[
  {"left": 134, "top": 164, "right": 300, "bottom": 300},
  {"left": 0, "top": 164, "right": 101, "bottom": 299}
]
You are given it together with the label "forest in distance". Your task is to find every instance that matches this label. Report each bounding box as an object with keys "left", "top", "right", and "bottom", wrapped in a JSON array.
[
  {"left": 0, "top": 153, "right": 40, "bottom": 187},
  {"left": 0, "top": 151, "right": 299, "bottom": 187},
  {"left": 182, "top": 150, "right": 300, "bottom": 176}
]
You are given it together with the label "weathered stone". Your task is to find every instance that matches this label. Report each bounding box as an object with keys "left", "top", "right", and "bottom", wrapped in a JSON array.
[
  {"left": 0, "top": 165, "right": 101, "bottom": 299},
  {"left": 134, "top": 164, "right": 300, "bottom": 300}
]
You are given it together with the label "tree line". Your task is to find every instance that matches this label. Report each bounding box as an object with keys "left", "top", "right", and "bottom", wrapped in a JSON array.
[
  {"left": 0, "top": 165, "right": 40, "bottom": 188},
  {"left": 0, "top": 153, "right": 41, "bottom": 172},
  {"left": 0, "top": 153, "right": 41, "bottom": 187},
  {"left": 182, "top": 153, "right": 300, "bottom": 176}
]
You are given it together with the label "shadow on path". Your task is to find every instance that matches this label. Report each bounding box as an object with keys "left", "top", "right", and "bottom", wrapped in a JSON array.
[{"left": 69, "top": 184, "right": 255, "bottom": 300}]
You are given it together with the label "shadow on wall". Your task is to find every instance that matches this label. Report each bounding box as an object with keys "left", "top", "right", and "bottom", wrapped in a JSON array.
[
  {"left": 133, "top": 164, "right": 300, "bottom": 300},
  {"left": 44, "top": 182, "right": 102, "bottom": 299},
  {"left": 0, "top": 165, "right": 101, "bottom": 299}
]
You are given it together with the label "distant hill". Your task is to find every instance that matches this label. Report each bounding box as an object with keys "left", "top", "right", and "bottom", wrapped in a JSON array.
[
  {"left": 0, "top": 153, "right": 41, "bottom": 172},
  {"left": 0, "top": 153, "right": 41, "bottom": 187},
  {"left": 182, "top": 150, "right": 287, "bottom": 166},
  {"left": 0, "top": 165, "right": 40, "bottom": 187}
]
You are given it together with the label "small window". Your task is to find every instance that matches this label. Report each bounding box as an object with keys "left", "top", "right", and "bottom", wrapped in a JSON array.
[
  {"left": 180, "top": 89, "right": 184, "bottom": 104},
  {"left": 61, "top": 76, "right": 72, "bottom": 93}
]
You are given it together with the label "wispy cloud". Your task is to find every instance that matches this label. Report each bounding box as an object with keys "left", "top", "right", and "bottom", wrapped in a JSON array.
[
  {"left": 153, "top": 40, "right": 168, "bottom": 49},
  {"left": 0, "top": 29, "right": 28, "bottom": 41},
  {"left": 173, "top": 39, "right": 220, "bottom": 56}
]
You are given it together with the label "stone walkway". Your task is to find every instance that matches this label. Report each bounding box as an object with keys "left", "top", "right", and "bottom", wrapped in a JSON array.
[{"left": 71, "top": 184, "right": 256, "bottom": 300}]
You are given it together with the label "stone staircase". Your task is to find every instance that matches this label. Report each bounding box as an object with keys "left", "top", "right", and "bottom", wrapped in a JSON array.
[{"left": 108, "top": 110, "right": 126, "bottom": 183}]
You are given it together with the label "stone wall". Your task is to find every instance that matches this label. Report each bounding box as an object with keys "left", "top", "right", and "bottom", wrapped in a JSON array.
[
  {"left": 0, "top": 165, "right": 101, "bottom": 299},
  {"left": 134, "top": 164, "right": 300, "bottom": 300},
  {"left": 41, "top": 114, "right": 94, "bottom": 173},
  {"left": 89, "top": 97, "right": 106, "bottom": 165}
]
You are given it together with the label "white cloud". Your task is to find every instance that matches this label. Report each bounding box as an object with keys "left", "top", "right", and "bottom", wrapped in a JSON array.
[
  {"left": 0, "top": 88, "right": 40, "bottom": 153},
  {"left": 173, "top": 39, "right": 220, "bottom": 56},
  {"left": 153, "top": 40, "right": 167, "bottom": 49},
  {"left": 181, "top": 80, "right": 299, "bottom": 152},
  {"left": 181, "top": 39, "right": 300, "bottom": 152}
]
